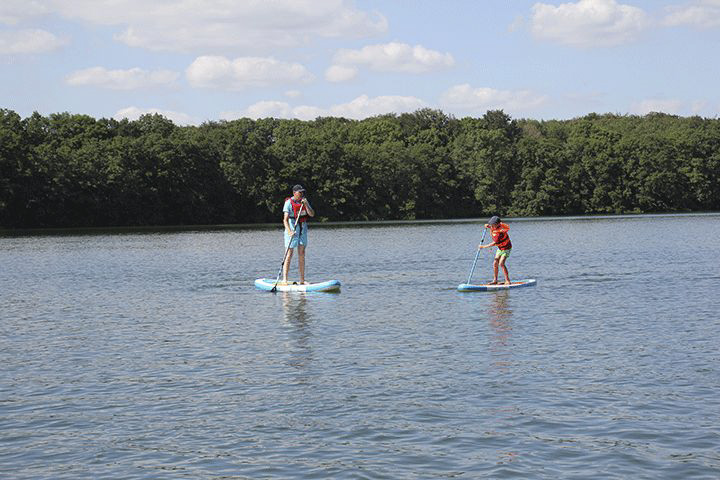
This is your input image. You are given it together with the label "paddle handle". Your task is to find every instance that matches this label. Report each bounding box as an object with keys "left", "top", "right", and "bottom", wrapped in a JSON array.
[{"left": 466, "top": 227, "right": 487, "bottom": 284}]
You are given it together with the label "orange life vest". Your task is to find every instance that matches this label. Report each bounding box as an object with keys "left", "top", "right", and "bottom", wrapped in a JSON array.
[
  {"left": 491, "top": 222, "right": 512, "bottom": 250},
  {"left": 286, "top": 197, "right": 309, "bottom": 223}
]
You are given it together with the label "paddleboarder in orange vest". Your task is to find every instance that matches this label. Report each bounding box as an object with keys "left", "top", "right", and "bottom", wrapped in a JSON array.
[
  {"left": 282, "top": 184, "right": 315, "bottom": 284},
  {"left": 478, "top": 216, "right": 512, "bottom": 285}
]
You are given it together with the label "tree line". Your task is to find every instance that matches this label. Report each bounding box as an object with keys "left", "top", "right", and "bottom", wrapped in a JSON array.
[{"left": 1, "top": 107, "right": 718, "bottom": 228}]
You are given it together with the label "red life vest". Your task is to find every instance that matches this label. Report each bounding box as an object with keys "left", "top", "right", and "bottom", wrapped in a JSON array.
[
  {"left": 491, "top": 223, "right": 512, "bottom": 250},
  {"left": 286, "top": 197, "right": 309, "bottom": 223}
]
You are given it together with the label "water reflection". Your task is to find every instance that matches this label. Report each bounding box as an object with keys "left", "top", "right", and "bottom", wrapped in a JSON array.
[
  {"left": 488, "top": 291, "right": 513, "bottom": 373},
  {"left": 281, "top": 293, "right": 313, "bottom": 372},
  {"left": 486, "top": 291, "right": 520, "bottom": 464}
]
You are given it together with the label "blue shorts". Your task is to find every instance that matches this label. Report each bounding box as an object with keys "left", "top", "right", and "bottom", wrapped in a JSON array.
[{"left": 284, "top": 220, "right": 308, "bottom": 249}]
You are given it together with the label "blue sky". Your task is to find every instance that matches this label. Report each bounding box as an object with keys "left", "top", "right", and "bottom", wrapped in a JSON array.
[{"left": 1, "top": 0, "right": 719, "bottom": 124}]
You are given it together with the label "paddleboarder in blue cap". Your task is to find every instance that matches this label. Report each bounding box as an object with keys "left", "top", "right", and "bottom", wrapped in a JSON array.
[
  {"left": 478, "top": 216, "right": 512, "bottom": 285},
  {"left": 282, "top": 184, "right": 315, "bottom": 284}
]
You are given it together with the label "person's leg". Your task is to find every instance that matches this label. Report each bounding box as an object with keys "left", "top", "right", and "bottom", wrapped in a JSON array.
[
  {"left": 282, "top": 248, "right": 294, "bottom": 282},
  {"left": 296, "top": 223, "right": 308, "bottom": 284},
  {"left": 490, "top": 257, "right": 499, "bottom": 284},
  {"left": 298, "top": 245, "right": 306, "bottom": 283},
  {"left": 499, "top": 255, "right": 510, "bottom": 284}
]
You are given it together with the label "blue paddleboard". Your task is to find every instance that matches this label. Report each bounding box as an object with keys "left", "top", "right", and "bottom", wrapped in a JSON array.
[{"left": 457, "top": 279, "right": 537, "bottom": 292}]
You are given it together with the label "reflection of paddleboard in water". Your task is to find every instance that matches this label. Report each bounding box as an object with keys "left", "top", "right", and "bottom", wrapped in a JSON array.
[
  {"left": 457, "top": 279, "right": 536, "bottom": 292},
  {"left": 255, "top": 278, "right": 341, "bottom": 293}
]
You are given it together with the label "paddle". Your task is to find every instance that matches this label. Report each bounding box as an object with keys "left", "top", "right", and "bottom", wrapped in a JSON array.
[
  {"left": 466, "top": 226, "right": 488, "bottom": 285},
  {"left": 271, "top": 201, "right": 305, "bottom": 292}
]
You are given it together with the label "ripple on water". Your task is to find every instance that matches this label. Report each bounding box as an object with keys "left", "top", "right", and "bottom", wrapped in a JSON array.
[{"left": 1, "top": 216, "right": 720, "bottom": 479}]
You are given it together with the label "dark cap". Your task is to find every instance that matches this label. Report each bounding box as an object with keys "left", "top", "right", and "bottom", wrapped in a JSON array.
[
  {"left": 292, "top": 184, "right": 306, "bottom": 193},
  {"left": 488, "top": 216, "right": 500, "bottom": 225}
]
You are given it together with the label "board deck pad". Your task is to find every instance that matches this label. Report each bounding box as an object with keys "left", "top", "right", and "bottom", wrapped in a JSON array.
[
  {"left": 255, "top": 278, "right": 341, "bottom": 292},
  {"left": 457, "top": 279, "right": 537, "bottom": 292}
]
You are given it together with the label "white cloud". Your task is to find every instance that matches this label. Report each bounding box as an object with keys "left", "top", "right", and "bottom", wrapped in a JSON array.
[
  {"left": 221, "top": 101, "right": 294, "bottom": 121},
  {"left": 0, "top": 1, "right": 50, "bottom": 25},
  {"left": 333, "top": 42, "right": 455, "bottom": 73},
  {"left": 690, "top": 100, "right": 708, "bottom": 113},
  {"left": 325, "top": 65, "right": 358, "bottom": 82},
  {"left": 66, "top": 67, "right": 179, "bottom": 90},
  {"left": 186, "top": 56, "right": 314, "bottom": 90},
  {"left": 663, "top": 0, "right": 720, "bottom": 29},
  {"left": 631, "top": 99, "right": 685, "bottom": 115},
  {"left": 325, "top": 94, "right": 426, "bottom": 119},
  {"left": 0, "top": 29, "right": 67, "bottom": 54},
  {"left": 284, "top": 90, "right": 302, "bottom": 98},
  {"left": 440, "top": 84, "right": 548, "bottom": 114},
  {"left": 42, "top": 0, "right": 387, "bottom": 53},
  {"left": 508, "top": 15, "right": 526, "bottom": 33},
  {"left": 114, "top": 106, "right": 196, "bottom": 125},
  {"left": 292, "top": 105, "right": 328, "bottom": 121},
  {"left": 223, "top": 94, "right": 426, "bottom": 120},
  {"left": 531, "top": 0, "right": 648, "bottom": 47}
]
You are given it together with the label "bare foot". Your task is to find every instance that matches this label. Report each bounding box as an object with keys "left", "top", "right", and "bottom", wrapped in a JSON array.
[
  {"left": 488, "top": 280, "right": 498, "bottom": 285},
  {"left": 504, "top": 280, "right": 511, "bottom": 285}
]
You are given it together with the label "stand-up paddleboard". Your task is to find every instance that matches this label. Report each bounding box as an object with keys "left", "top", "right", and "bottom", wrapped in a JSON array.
[
  {"left": 255, "top": 278, "right": 341, "bottom": 293},
  {"left": 457, "top": 279, "right": 536, "bottom": 292}
]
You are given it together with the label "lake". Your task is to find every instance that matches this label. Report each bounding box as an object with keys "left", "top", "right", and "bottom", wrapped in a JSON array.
[{"left": 1, "top": 214, "right": 719, "bottom": 479}]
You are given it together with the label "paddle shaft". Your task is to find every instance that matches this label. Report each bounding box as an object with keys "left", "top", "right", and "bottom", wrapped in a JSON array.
[
  {"left": 271, "top": 201, "right": 305, "bottom": 292},
  {"left": 466, "top": 227, "right": 488, "bottom": 284}
]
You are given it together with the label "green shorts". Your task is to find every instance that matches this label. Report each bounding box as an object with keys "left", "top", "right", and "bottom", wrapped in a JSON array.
[{"left": 495, "top": 248, "right": 511, "bottom": 259}]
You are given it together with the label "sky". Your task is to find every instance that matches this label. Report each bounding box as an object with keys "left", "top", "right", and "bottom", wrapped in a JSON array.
[{"left": 1, "top": 0, "right": 720, "bottom": 125}]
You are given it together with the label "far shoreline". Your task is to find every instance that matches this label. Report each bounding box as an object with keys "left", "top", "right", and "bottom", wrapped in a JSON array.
[{"left": 2, "top": 211, "right": 719, "bottom": 237}]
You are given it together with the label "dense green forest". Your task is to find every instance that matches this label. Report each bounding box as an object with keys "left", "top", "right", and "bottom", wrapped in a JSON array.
[{"left": 1, "top": 107, "right": 718, "bottom": 228}]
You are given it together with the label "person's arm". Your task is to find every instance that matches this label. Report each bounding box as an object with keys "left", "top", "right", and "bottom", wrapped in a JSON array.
[
  {"left": 302, "top": 198, "right": 315, "bottom": 217},
  {"left": 495, "top": 223, "right": 509, "bottom": 234},
  {"left": 283, "top": 200, "right": 294, "bottom": 234},
  {"left": 479, "top": 223, "right": 500, "bottom": 249},
  {"left": 283, "top": 212, "right": 293, "bottom": 235}
]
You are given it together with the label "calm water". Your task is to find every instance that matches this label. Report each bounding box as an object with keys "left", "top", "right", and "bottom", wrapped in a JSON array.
[{"left": 1, "top": 215, "right": 719, "bottom": 479}]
